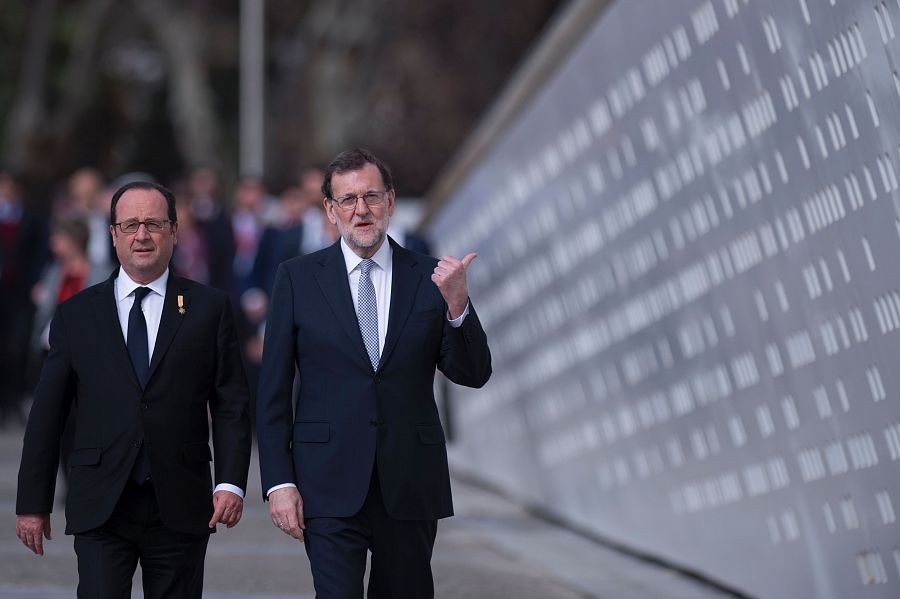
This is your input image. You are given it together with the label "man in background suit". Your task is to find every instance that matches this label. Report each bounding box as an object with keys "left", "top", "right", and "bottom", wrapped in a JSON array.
[
  {"left": 16, "top": 181, "right": 252, "bottom": 598},
  {"left": 256, "top": 148, "right": 491, "bottom": 598}
]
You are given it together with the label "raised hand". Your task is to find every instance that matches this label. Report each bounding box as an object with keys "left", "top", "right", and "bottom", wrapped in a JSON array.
[{"left": 431, "top": 253, "right": 476, "bottom": 319}]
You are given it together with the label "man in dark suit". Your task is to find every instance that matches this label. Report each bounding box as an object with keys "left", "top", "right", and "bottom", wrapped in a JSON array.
[
  {"left": 250, "top": 185, "right": 308, "bottom": 298},
  {"left": 256, "top": 148, "right": 491, "bottom": 598},
  {"left": 16, "top": 181, "right": 252, "bottom": 598}
]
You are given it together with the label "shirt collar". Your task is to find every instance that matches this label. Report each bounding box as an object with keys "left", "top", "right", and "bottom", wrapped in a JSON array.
[
  {"left": 116, "top": 267, "right": 169, "bottom": 303},
  {"left": 340, "top": 237, "right": 392, "bottom": 275}
]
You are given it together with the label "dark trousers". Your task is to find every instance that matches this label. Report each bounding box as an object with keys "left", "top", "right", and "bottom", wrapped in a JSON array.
[
  {"left": 74, "top": 480, "right": 209, "bottom": 599},
  {"left": 304, "top": 467, "right": 438, "bottom": 599}
]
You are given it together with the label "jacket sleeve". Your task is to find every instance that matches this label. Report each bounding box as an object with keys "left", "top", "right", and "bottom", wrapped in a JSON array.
[
  {"left": 255, "top": 263, "right": 299, "bottom": 499},
  {"left": 210, "top": 296, "right": 252, "bottom": 492},
  {"left": 16, "top": 305, "right": 77, "bottom": 515},
  {"left": 438, "top": 299, "right": 492, "bottom": 389}
]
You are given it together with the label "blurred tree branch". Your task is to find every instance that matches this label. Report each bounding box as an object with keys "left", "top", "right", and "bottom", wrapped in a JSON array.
[{"left": 0, "top": 0, "right": 561, "bottom": 199}]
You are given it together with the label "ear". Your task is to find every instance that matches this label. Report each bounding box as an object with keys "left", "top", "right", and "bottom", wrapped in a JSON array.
[
  {"left": 387, "top": 190, "right": 395, "bottom": 218},
  {"left": 171, "top": 221, "right": 178, "bottom": 245},
  {"left": 109, "top": 224, "right": 117, "bottom": 247},
  {"left": 324, "top": 198, "right": 338, "bottom": 225}
]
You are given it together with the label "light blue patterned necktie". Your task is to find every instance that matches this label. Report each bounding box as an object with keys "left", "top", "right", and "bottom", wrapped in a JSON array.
[{"left": 357, "top": 259, "right": 380, "bottom": 369}]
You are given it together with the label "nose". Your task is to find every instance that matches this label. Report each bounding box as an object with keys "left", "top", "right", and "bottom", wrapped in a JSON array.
[
  {"left": 354, "top": 197, "right": 371, "bottom": 215},
  {"left": 134, "top": 223, "right": 151, "bottom": 240}
]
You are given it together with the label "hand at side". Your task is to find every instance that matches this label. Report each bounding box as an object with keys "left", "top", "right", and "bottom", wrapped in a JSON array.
[
  {"left": 16, "top": 513, "right": 51, "bottom": 556},
  {"left": 268, "top": 486, "right": 305, "bottom": 542},
  {"left": 209, "top": 490, "right": 244, "bottom": 529}
]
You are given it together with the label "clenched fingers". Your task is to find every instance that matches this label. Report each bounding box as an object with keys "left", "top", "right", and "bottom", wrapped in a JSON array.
[{"left": 432, "top": 253, "right": 476, "bottom": 318}]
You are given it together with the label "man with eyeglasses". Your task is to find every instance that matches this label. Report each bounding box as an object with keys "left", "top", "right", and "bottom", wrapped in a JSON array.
[
  {"left": 256, "top": 148, "right": 492, "bottom": 598},
  {"left": 16, "top": 180, "right": 252, "bottom": 598}
]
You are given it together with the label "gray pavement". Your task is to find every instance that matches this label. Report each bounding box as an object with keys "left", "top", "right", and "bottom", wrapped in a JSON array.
[{"left": 0, "top": 425, "right": 737, "bottom": 598}]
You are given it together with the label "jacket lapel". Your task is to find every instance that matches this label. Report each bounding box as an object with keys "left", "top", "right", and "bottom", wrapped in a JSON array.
[
  {"left": 148, "top": 274, "right": 189, "bottom": 381},
  {"left": 378, "top": 239, "right": 422, "bottom": 372},
  {"left": 314, "top": 242, "right": 373, "bottom": 369},
  {"left": 92, "top": 270, "right": 142, "bottom": 391}
]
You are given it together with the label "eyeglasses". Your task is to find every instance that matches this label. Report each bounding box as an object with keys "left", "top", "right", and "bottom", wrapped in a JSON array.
[
  {"left": 114, "top": 219, "right": 172, "bottom": 235},
  {"left": 330, "top": 190, "right": 389, "bottom": 211}
]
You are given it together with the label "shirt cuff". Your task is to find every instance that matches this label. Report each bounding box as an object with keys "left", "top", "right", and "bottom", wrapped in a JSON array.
[
  {"left": 214, "top": 483, "right": 245, "bottom": 499},
  {"left": 267, "top": 483, "right": 298, "bottom": 497},
  {"left": 447, "top": 301, "right": 470, "bottom": 328}
]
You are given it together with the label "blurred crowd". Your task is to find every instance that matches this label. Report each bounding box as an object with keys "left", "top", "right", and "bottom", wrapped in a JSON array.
[{"left": 0, "top": 164, "right": 431, "bottom": 427}]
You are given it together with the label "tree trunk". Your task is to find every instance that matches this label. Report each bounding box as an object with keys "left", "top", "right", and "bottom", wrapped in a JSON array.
[
  {"left": 2, "top": 0, "right": 57, "bottom": 171},
  {"left": 51, "top": 0, "right": 117, "bottom": 140},
  {"left": 132, "top": 0, "right": 223, "bottom": 172}
]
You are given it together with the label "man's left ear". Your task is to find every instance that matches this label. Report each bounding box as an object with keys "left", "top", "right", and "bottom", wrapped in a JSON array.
[
  {"left": 171, "top": 221, "right": 178, "bottom": 244},
  {"left": 388, "top": 190, "right": 396, "bottom": 217}
]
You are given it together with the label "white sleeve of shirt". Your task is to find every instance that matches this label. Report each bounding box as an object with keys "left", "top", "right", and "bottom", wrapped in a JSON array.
[
  {"left": 214, "top": 483, "right": 245, "bottom": 499},
  {"left": 266, "top": 482, "right": 298, "bottom": 497},
  {"left": 447, "top": 301, "right": 470, "bottom": 328}
]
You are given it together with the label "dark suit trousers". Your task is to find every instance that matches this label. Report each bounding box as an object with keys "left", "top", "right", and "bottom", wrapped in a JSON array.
[
  {"left": 304, "top": 466, "right": 438, "bottom": 599},
  {"left": 73, "top": 481, "right": 209, "bottom": 599}
]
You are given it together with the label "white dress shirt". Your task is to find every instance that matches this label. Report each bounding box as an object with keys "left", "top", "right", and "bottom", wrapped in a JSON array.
[{"left": 115, "top": 267, "right": 244, "bottom": 499}]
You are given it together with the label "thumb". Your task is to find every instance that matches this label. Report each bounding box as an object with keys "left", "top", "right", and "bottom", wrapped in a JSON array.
[{"left": 461, "top": 252, "right": 477, "bottom": 269}]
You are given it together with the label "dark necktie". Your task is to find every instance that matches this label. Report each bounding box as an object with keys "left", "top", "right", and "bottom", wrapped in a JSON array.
[
  {"left": 127, "top": 287, "right": 151, "bottom": 389},
  {"left": 357, "top": 259, "right": 380, "bottom": 370},
  {"left": 127, "top": 287, "right": 152, "bottom": 483}
]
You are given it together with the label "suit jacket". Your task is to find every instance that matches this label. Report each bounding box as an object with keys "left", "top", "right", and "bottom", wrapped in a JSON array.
[
  {"left": 16, "top": 270, "right": 252, "bottom": 536},
  {"left": 256, "top": 238, "right": 491, "bottom": 521}
]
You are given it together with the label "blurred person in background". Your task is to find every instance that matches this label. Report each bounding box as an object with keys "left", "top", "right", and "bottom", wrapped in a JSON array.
[
  {"left": 65, "top": 167, "right": 116, "bottom": 273},
  {"left": 256, "top": 148, "right": 491, "bottom": 598},
  {"left": 393, "top": 228, "right": 431, "bottom": 255},
  {"left": 245, "top": 171, "right": 339, "bottom": 398},
  {"left": 243, "top": 184, "right": 315, "bottom": 399},
  {"left": 0, "top": 167, "right": 47, "bottom": 426},
  {"left": 188, "top": 167, "right": 234, "bottom": 293},
  {"left": 250, "top": 185, "right": 309, "bottom": 298},
  {"left": 232, "top": 175, "right": 279, "bottom": 297},
  {"left": 171, "top": 183, "right": 211, "bottom": 285},
  {"left": 387, "top": 201, "right": 432, "bottom": 256},
  {"left": 30, "top": 218, "right": 108, "bottom": 357},
  {"left": 298, "top": 167, "right": 333, "bottom": 255},
  {"left": 230, "top": 175, "right": 277, "bottom": 408},
  {"left": 16, "top": 181, "right": 252, "bottom": 598}
]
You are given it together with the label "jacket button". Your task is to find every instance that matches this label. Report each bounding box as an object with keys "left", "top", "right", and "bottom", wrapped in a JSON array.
[
  {"left": 369, "top": 419, "right": 378, "bottom": 428},
  {"left": 134, "top": 441, "right": 141, "bottom": 448},
  {"left": 140, "top": 402, "right": 148, "bottom": 410}
]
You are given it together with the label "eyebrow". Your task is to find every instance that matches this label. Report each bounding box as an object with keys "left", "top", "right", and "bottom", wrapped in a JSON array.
[{"left": 336, "top": 190, "right": 380, "bottom": 197}]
